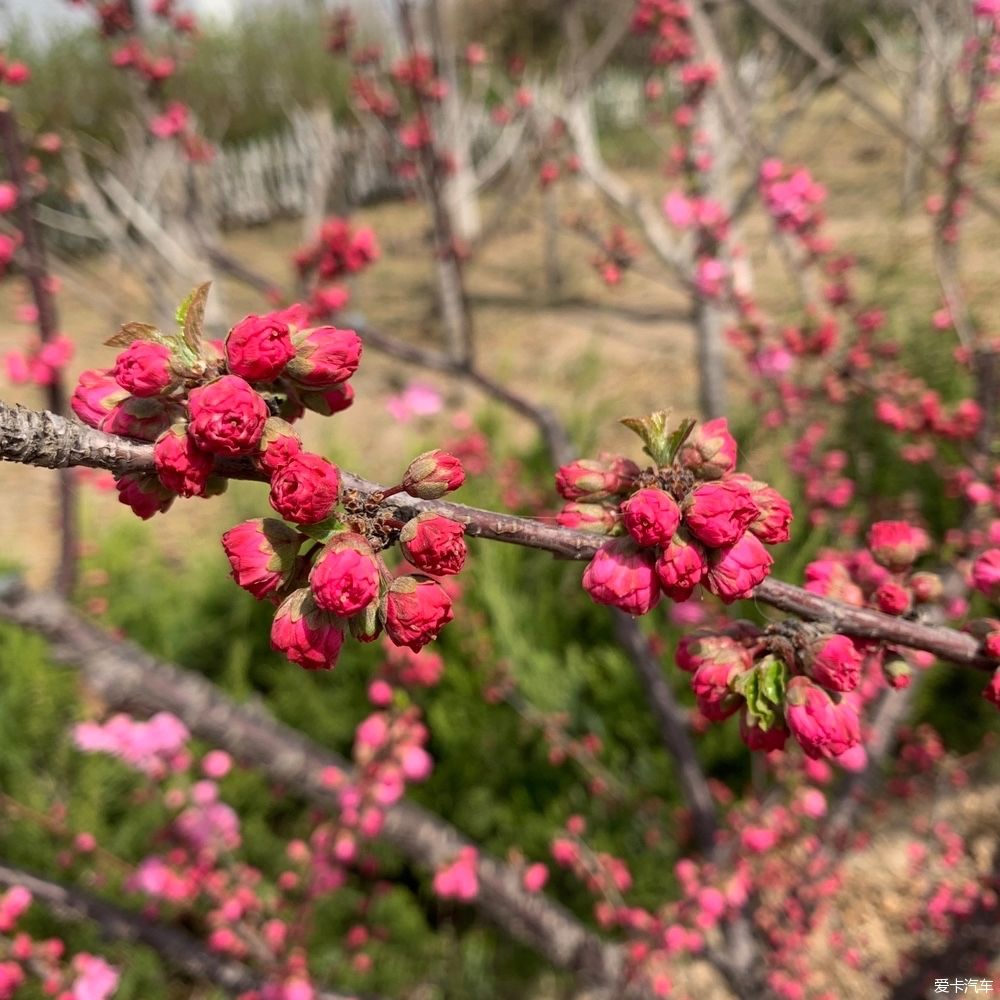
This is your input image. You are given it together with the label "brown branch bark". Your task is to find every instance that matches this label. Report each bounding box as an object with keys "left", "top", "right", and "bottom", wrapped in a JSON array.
[
  {"left": 0, "top": 101, "right": 77, "bottom": 596},
  {"left": 0, "top": 577, "right": 631, "bottom": 993},
  {"left": 610, "top": 610, "right": 719, "bottom": 850},
  {"left": 0, "top": 402, "right": 995, "bottom": 673},
  {"left": 395, "top": 0, "right": 475, "bottom": 365},
  {"left": 0, "top": 859, "right": 370, "bottom": 1000}
]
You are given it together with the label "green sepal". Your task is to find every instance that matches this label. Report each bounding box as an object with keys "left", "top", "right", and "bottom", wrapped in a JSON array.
[
  {"left": 176, "top": 281, "right": 212, "bottom": 355},
  {"left": 733, "top": 654, "right": 788, "bottom": 731},
  {"left": 298, "top": 516, "right": 345, "bottom": 544}
]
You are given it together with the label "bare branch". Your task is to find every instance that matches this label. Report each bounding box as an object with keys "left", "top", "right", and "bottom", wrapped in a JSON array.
[
  {"left": 0, "top": 578, "right": 630, "bottom": 993},
  {"left": 0, "top": 102, "right": 77, "bottom": 595}
]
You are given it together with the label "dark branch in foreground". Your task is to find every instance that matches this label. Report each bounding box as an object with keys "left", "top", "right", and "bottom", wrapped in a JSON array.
[
  {"left": 0, "top": 859, "right": 369, "bottom": 1000},
  {"left": 0, "top": 401, "right": 994, "bottom": 673},
  {"left": 0, "top": 578, "right": 630, "bottom": 994}
]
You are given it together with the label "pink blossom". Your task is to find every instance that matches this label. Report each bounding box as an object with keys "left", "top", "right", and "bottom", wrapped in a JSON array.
[
  {"left": 433, "top": 847, "right": 479, "bottom": 900},
  {"left": 385, "top": 381, "right": 444, "bottom": 423},
  {"left": 73, "top": 712, "right": 189, "bottom": 777},
  {"left": 695, "top": 257, "right": 727, "bottom": 298},
  {"left": 663, "top": 190, "right": 695, "bottom": 228},
  {"left": 0, "top": 887, "right": 31, "bottom": 933},
  {"left": 522, "top": 863, "right": 549, "bottom": 893},
  {"left": 201, "top": 750, "right": 232, "bottom": 779},
  {"left": 972, "top": 549, "right": 1000, "bottom": 602},
  {"left": 71, "top": 954, "right": 119, "bottom": 1000}
]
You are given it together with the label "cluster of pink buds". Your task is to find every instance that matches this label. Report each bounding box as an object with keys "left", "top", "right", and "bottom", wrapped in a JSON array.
[
  {"left": 4, "top": 333, "right": 73, "bottom": 387},
  {"left": 676, "top": 619, "right": 864, "bottom": 762},
  {"left": 590, "top": 225, "right": 641, "bottom": 287},
  {"left": 293, "top": 216, "right": 379, "bottom": 321},
  {"left": 0, "top": 886, "right": 119, "bottom": 1000},
  {"left": 559, "top": 414, "right": 791, "bottom": 612},
  {"left": 223, "top": 447, "right": 466, "bottom": 671},
  {"left": 70, "top": 286, "right": 361, "bottom": 519}
]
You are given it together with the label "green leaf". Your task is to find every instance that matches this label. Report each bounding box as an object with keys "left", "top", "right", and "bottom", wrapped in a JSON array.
[
  {"left": 620, "top": 409, "right": 673, "bottom": 466},
  {"left": 665, "top": 418, "right": 697, "bottom": 464},
  {"left": 104, "top": 322, "right": 163, "bottom": 349},
  {"left": 177, "top": 281, "right": 212, "bottom": 354}
]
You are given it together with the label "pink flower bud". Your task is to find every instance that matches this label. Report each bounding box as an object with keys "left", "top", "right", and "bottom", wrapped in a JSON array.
[
  {"left": 972, "top": 549, "right": 1000, "bottom": 602},
  {"left": 675, "top": 632, "right": 751, "bottom": 674},
  {"left": 739, "top": 711, "right": 788, "bottom": 752},
  {"left": 874, "top": 581, "right": 911, "bottom": 616},
  {"left": 225, "top": 313, "right": 295, "bottom": 381},
  {"left": 655, "top": 536, "right": 708, "bottom": 601},
  {"left": 522, "top": 862, "right": 549, "bottom": 893},
  {"left": 153, "top": 424, "right": 214, "bottom": 497},
  {"left": 0, "top": 182, "right": 17, "bottom": 214},
  {"left": 555, "top": 455, "right": 639, "bottom": 502},
  {"left": 682, "top": 480, "right": 759, "bottom": 548},
  {"left": 270, "top": 589, "right": 345, "bottom": 670},
  {"left": 746, "top": 481, "right": 793, "bottom": 544},
  {"left": 269, "top": 452, "right": 341, "bottom": 525},
  {"left": 582, "top": 538, "right": 660, "bottom": 615},
  {"left": 115, "top": 472, "right": 174, "bottom": 520},
  {"left": 620, "top": 488, "right": 681, "bottom": 547},
  {"left": 309, "top": 533, "right": 381, "bottom": 616},
  {"left": 71, "top": 369, "right": 128, "bottom": 428},
  {"left": 187, "top": 375, "right": 269, "bottom": 455},
  {"left": 691, "top": 659, "right": 745, "bottom": 721},
  {"left": 112, "top": 341, "right": 174, "bottom": 397},
  {"left": 801, "top": 633, "right": 862, "bottom": 693},
  {"left": 679, "top": 417, "right": 737, "bottom": 479},
  {"left": 556, "top": 502, "right": 621, "bottom": 535},
  {"left": 984, "top": 668, "right": 1000, "bottom": 709},
  {"left": 301, "top": 382, "right": 355, "bottom": 416},
  {"left": 867, "top": 520, "right": 930, "bottom": 572},
  {"left": 101, "top": 395, "right": 179, "bottom": 442},
  {"left": 256, "top": 417, "right": 302, "bottom": 474},
  {"left": 784, "top": 677, "right": 860, "bottom": 760},
  {"left": 222, "top": 518, "right": 302, "bottom": 600},
  {"left": 402, "top": 449, "right": 465, "bottom": 499},
  {"left": 286, "top": 325, "right": 362, "bottom": 388},
  {"left": 704, "top": 533, "right": 773, "bottom": 603},
  {"left": 399, "top": 513, "right": 468, "bottom": 576},
  {"left": 401, "top": 745, "right": 433, "bottom": 782},
  {"left": 911, "top": 571, "right": 943, "bottom": 603},
  {"left": 385, "top": 576, "right": 454, "bottom": 651},
  {"left": 883, "top": 659, "right": 912, "bottom": 689}
]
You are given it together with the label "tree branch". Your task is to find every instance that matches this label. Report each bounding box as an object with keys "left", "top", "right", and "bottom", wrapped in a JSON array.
[
  {"left": 0, "top": 101, "right": 78, "bottom": 596},
  {"left": 737, "top": 0, "right": 1000, "bottom": 223},
  {"left": 0, "top": 402, "right": 993, "bottom": 672},
  {"left": 0, "top": 577, "right": 629, "bottom": 993}
]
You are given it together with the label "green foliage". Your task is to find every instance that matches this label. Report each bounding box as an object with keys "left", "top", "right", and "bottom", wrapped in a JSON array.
[{"left": 6, "top": 7, "right": 353, "bottom": 148}]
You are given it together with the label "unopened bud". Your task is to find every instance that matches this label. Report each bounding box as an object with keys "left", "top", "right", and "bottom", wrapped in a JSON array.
[
  {"left": 402, "top": 450, "right": 465, "bottom": 499},
  {"left": 883, "top": 659, "right": 912, "bottom": 690},
  {"left": 910, "top": 572, "right": 943, "bottom": 604}
]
